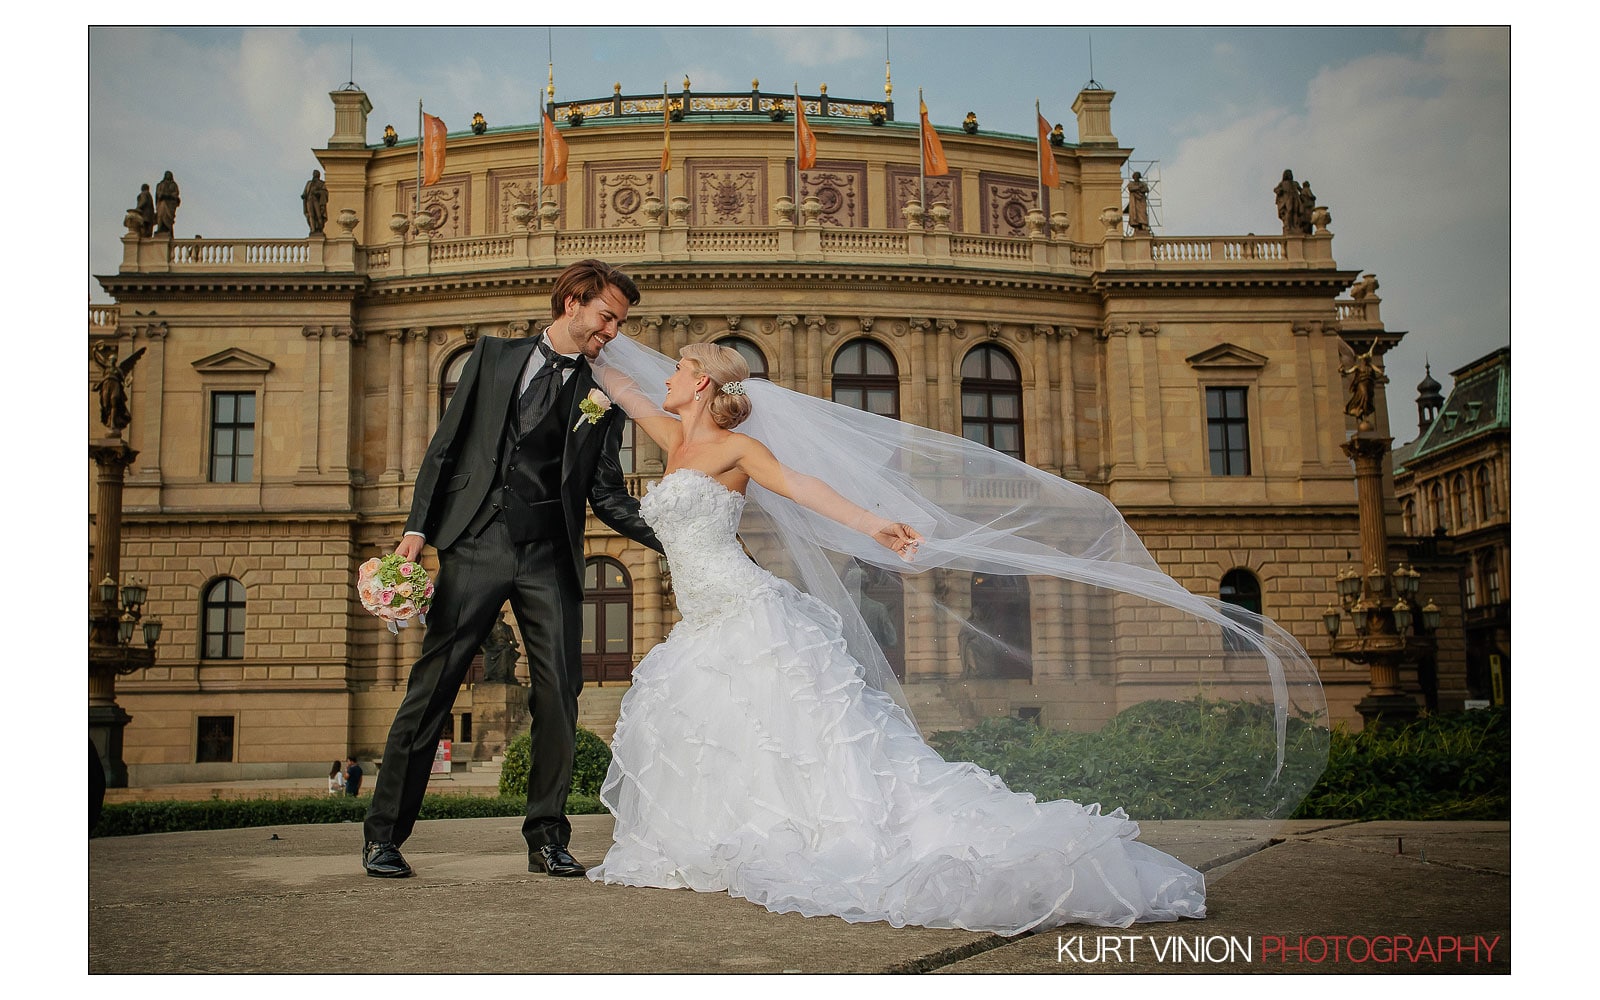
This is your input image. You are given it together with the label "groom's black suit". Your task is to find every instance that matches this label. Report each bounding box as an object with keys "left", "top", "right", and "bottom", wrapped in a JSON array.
[{"left": 364, "top": 332, "right": 660, "bottom": 854}]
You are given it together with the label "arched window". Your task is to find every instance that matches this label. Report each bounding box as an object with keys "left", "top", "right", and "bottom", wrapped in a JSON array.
[
  {"left": 1402, "top": 499, "right": 1416, "bottom": 536},
  {"left": 440, "top": 348, "right": 473, "bottom": 420},
  {"left": 832, "top": 339, "right": 900, "bottom": 418},
  {"left": 1452, "top": 474, "right": 1472, "bottom": 530},
  {"left": 845, "top": 560, "right": 905, "bottom": 680},
  {"left": 960, "top": 345, "right": 1025, "bottom": 459},
  {"left": 1219, "top": 569, "right": 1264, "bottom": 653},
  {"left": 715, "top": 335, "right": 769, "bottom": 380},
  {"left": 1430, "top": 482, "right": 1448, "bottom": 532},
  {"left": 964, "top": 573, "right": 1032, "bottom": 679},
  {"left": 582, "top": 557, "right": 634, "bottom": 685},
  {"left": 202, "top": 577, "right": 246, "bottom": 660},
  {"left": 1476, "top": 466, "right": 1495, "bottom": 520}
]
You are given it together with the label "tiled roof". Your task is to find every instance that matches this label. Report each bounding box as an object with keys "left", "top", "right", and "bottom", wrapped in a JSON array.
[{"left": 1396, "top": 347, "right": 1509, "bottom": 471}]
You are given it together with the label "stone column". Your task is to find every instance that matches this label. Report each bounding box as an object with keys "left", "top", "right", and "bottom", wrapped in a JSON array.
[
  {"left": 130, "top": 322, "right": 167, "bottom": 485},
  {"left": 1101, "top": 323, "right": 1134, "bottom": 474},
  {"left": 403, "top": 327, "right": 430, "bottom": 478},
  {"left": 1293, "top": 321, "right": 1326, "bottom": 471},
  {"left": 774, "top": 315, "right": 799, "bottom": 387},
  {"left": 1031, "top": 325, "right": 1055, "bottom": 473},
  {"left": 1056, "top": 325, "right": 1079, "bottom": 474},
  {"left": 902, "top": 318, "right": 927, "bottom": 429},
  {"left": 299, "top": 326, "right": 325, "bottom": 476},
  {"left": 331, "top": 326, "right": 360, "bottom": 480},
  {"left": 1137, "top": 322, "right": 1165, "bottom": 471},
  {"left": 804, "top": 315, "right": 827, "bottom": 397},
  {"left": 935, "top": 318, "right": 959, "bottom": 436},
  {"left": 637, "top": 315, "right": 664, "bottom": 355},
  {"left": 667, "top": 315, "right": 693, "bottom": 362},
  {"left": 383, "top": 330, "right": 405, "bottom": 483}
]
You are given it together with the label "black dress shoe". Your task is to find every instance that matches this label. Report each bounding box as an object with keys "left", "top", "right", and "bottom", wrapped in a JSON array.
[
  {"left": 363, "top": 841, "right": 413, "bottom": 878},
  {"left": 528, "top": 843, "right": 586, "bottom": 877}
]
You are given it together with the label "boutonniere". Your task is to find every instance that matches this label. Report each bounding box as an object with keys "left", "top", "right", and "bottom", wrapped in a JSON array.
[{"left": 573, "top": 388, "right": 613, "bottom": 430}]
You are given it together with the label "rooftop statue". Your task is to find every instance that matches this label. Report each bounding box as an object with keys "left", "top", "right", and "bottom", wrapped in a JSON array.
[
  {"left": 302, "top": 169, "right": 329, "bottom": 235},
  {"left": 154, "top": 171, "right": 181, "bottom": 236},
  {"left": 92, "top": 343, "right": 146, "bottom": 434}
]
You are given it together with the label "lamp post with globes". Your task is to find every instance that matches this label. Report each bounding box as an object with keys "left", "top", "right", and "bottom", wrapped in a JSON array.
[
  {"left": 1322, "top": 431, "right": 1438, "bottom": 726},
  {"left": 90, "top": 342, "right": 162, "bottom": 787}
]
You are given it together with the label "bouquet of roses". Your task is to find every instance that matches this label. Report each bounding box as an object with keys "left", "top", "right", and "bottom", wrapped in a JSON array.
[{"left": 358, "top": 554, "right": 434, "bottom": 634}]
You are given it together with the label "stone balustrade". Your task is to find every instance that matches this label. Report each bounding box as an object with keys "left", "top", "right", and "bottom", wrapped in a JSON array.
[
  {"left": 89, "top": 303, "right": 120, "bottom": 330},
  {"left": 114, "top": 226, "right": 1338, "bottom": 281}
]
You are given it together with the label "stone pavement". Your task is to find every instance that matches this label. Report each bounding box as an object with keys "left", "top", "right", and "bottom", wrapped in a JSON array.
[{"left": 88, "top": 810, "right": 1510, "bottom": 975}]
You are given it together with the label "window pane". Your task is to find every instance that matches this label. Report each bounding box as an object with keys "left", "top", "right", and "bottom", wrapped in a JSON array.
[
  {"left": 1227, "top": 425, "right": 1247, "bottom": 450},
  {"left": 961, "top": 351, "right": 985, "bottom": 379},
  {"left": 990, "top": 394, "right": 1019, "bottom": 419},
  {"left": 214, "top": 427, "right": 234, "bottom": 455},
  {"left": 584, "top": 563, "right": 598, "bottom": 588},
  {"left": 581, "top": 604, "right": 596, "bottom": 654},
  {"left": 214, "top": 394, "right": 234, "bottom": 423},
  {"left": 867, "top": 389, "right": 896, "bottom": 415},
  {"left": 606, "top": 565, "right": 626, "bottom": 589},
  {"left": 212, "top": 456, "right": 232, "bottom": 482},
  {"left": 834, "top": 346, "right": 862, "bottom": 375},
  {"left": 988, "top": 351, "right": 1018, "bottom": 381},
  {"left": 605, "top": 607, "right": 628, "bottom": 650},
  {"left": 237, "top": 428, "right": 255, "bottom": 457},
  {"left": 962, "top": 426, "right": 987, "bottom": 446},
  {"left": 1211, "top": 451, "right": 1227, "bottom": 476},
  {"left": 235, "top": 456, "right": 253, "bottom": 482},
  {"left": 226, "top": 578, "right": 245, "bottom": 602},
  {"left": 227, "top": 633, "right": 244, "bottom": 659},
  {"left": 237, "top": 393, "right": 256, "bottom": 422},
  {"left": 835, "top": 388, "right": 864, "bottom": 410},
  {"left": 865, "top": 345, "right": 894, "bottom": 376},
  {"left": 961, "top": 393, "right": 987, "bottom": 418},
  {"left": 992, "top": 425, "right": 1019, "bottom": 455}
]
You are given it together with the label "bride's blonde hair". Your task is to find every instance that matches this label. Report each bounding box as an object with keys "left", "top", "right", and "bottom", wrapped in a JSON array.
[{"left": 680, "top": 343, "right": 753, "bottom": 429}]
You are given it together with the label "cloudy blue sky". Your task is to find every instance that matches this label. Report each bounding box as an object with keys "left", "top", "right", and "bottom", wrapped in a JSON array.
[{"left": 86, "top": 24, "right": 1509, "bottom": 443}]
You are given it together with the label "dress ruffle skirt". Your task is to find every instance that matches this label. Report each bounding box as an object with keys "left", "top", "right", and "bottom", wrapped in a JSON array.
[{"left": 589, "top": 577, "right": 1206, "bottom": 936}]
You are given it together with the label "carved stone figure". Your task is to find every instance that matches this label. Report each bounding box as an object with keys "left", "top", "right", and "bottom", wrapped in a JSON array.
[
  {"left": 1273, "top": 168, "right": 1301, "bottom": 236},
  {"left": 480, "top": 612, "right": 521, "bottom": 684},
  {"left": 302, "top": 169, "right": 329, "bottom": 235},
  {"left": 154, "top": 171, "right": 181, "bottom": 235},
  {"left": 92, "top": 344, "right": 146, "bottom": 433},
  {"left": 1338, "top": 344, "right": 1387, "bottom": 431},
  {"left": 1298, "top": 181, "right": 1316, "bottom": 235},
  {"left": 1349, "top": 273, "right": 1380, "bottom": 300},
  {"left": 1049, "top": 123, "right": 1066, "bottom": 147},
  {"left": 1125, "top": 171, "right": 1150, "bottom": 234},
  {"left": 134, "top": 183, "right": 156, "bottom": 237},
  {"left": 962, "top": 112, "right": 979, "bottom": 134}
]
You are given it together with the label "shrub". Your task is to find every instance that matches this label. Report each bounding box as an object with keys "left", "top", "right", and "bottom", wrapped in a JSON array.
[
  {"left": 498, "top": 725, "right": 612, "bottom": 799},
  {"left": 929, "top": 700, "right": 1509, "bottom": 822}
]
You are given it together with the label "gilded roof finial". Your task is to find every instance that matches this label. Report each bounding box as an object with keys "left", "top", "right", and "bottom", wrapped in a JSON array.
[
  {"left": 819, "top": 82, "right": 828, "bottom": 94},
  {"left": 546, "top": 63, "right": 554, "bottom": 100},
  {"left": 885, "top": 59, "right": 892, "bottom": 99}
]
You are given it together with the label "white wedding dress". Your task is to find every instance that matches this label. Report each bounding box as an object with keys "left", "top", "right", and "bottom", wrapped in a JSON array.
[{"left": 587, "top": 469, "right": 1206, "bottom": 935}]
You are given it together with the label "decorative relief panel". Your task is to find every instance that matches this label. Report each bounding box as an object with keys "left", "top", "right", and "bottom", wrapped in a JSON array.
[
  {"left": 792, "top": 162, "right": 868, "bottom": 228},
  {"left": 487, "top": 169, "right": 538, "bottom": 233},
  {"left": 979, "top": 172, "right": 1044, "bottom": 237},
  {"left": 588, "top": 162, "right": 661, "bottom": 229},
  {"left": 688, "top": 159, "right": 766, "bottom": 227},
  {"left": 397, "top": 175, "right": 470, "bottom": 239},
  {"left": 886, "top": 167, "right": 961, "bottom": 229}
]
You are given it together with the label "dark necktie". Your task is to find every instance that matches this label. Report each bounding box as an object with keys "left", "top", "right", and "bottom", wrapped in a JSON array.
[{"left": 519, "top": 340, "right": 575, "bottom": 430}]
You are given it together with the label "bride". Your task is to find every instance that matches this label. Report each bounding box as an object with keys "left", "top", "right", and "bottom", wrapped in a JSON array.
[{"left": 584, "top": 339, "right": 1324, "bottom": 936}]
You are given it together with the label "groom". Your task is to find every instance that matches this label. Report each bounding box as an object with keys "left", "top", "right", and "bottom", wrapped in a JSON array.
[{"left": 362, "top": 259, "right": 661, "bottom": 879}]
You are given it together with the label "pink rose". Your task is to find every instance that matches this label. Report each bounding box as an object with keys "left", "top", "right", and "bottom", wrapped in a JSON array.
[{"left": 400, "top": 562, "right": 414, "bottom": 577}]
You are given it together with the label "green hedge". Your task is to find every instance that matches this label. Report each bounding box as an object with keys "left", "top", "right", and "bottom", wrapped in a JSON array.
[
  {"left": 92, "top": 790, "right": 604, "bottom": 839},
  {"left": 498, "top": 726, "right": 612, "bottom": 799},
  {"left": 929, "top": 701, "right": 1509, "bottom": 822}
]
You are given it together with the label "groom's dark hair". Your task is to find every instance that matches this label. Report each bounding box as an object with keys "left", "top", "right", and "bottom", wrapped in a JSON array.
[{"left": 550, "top": 259, "right": 640, "bottom": 318}]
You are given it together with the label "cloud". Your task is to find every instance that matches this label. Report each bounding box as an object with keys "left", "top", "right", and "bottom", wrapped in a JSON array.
[
  {"left": 751, "top": 27, "right": 876, "bottom": 67},
  {"left": 1158, "top": 27, "right": 1509, "bottom": 435}
]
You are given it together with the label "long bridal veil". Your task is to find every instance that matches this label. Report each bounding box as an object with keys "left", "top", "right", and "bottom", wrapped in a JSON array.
[{"left": 595, "top": 333, "right": 1329, "bottom": 826}]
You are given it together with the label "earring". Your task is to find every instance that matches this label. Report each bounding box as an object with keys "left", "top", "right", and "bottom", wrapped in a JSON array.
[{"left": 694, "top": 392, "right": 702, "bottom": 401}]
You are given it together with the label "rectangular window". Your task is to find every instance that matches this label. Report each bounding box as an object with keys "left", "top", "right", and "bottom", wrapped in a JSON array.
[
  {"left": 1206, "top": 387, "right": 1251, "bottom": 476},
  {"left": 1464, "top": 568, "right": 1478, "bottom": 610},
  {"left": 1486, "top": 560, "right": 1501, "bottom": 605},
  {"left": 210, "top": 391, "right": 256, "bottom": 482},
  {"left": 196, "top": 715, "right": 235, "bottom": 763}
]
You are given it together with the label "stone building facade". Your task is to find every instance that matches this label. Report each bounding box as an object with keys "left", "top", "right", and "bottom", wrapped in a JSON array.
[
  {"left": 91, "top": 82, "right": 1437, "bottom": 784},
  {"left": 1393, "top": 347, "right": 1510, "bottom": 707}
]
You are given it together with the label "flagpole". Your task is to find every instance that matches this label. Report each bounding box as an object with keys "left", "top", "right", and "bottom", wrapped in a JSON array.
[
  {"left": 792, "top": 84, "right": 801, "bottom": 229},
  {"left": 415, "top": 100, "right": 423, "bottom": 217},
  {"left": 662, "top": 83, "right": 670, "bottom": 225},
  {"left": 918, "top": 88, "right": 926, "bottom": 217},
  {"left": 1036, "top": 99, "right": 1045, "bottom": 217}
]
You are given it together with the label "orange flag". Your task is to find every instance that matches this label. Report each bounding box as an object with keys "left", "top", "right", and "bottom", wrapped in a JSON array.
[
  {"left": 795, "top": 93, "right": 818, "bottom": 170},
  {"left": 1036, "top": 109, "right": 1061, "bottom": 188},
  {"left": 542, "top": 110, "right": 569, "bottom": 185},
  {"left": 920, "top": 99, "right": 949, "bottom": 176},
  {"left": 421, "top": 113, "right": 447, "bottom": 186}
]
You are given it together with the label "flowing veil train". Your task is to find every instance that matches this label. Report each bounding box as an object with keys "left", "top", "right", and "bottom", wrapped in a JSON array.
[{"left": 593, "top": 333, "right": 1329, "bottom": 827}]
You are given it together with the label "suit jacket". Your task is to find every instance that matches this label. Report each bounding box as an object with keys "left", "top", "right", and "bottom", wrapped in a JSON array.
[{"left": 404, "top": 335, "right": 661, "bottom": 576}]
